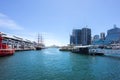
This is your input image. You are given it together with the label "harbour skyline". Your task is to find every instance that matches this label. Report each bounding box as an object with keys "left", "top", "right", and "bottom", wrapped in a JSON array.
[{"left": 0, "top": 0, "right": 120, "bottom": 46}]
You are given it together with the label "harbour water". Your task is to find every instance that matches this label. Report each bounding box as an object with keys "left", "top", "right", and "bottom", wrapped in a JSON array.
[{"left": 0, "top": 48, "right": 120, "bottom": 80}]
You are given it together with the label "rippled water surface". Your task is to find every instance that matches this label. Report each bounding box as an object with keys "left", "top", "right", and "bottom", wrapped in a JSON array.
[{"left": 0, "top": 48, "right": 120, "bottom": 80}]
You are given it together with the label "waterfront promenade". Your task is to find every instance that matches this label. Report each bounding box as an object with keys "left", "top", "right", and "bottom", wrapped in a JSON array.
[{"left": 0, "top": 48, "right": 120, "bottom": 80}]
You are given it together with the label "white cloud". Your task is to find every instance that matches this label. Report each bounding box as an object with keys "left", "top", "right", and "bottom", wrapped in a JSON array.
[
  {"left": 0, "top": 13, "right": 8, "bottom": 17},
  {"left": 0, "top": 13, "right": 66, "bottom": 46},
  {"left": 0, "top": 13, "right": 24, "bottom": 30}
]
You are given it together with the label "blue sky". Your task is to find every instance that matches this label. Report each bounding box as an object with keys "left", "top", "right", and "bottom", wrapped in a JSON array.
[{"left": 0, "top": 0, "right": 120, "bottom": 46}]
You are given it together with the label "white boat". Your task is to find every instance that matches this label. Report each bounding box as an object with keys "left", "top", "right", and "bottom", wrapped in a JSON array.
[{"left": 89, "top": 44, "right": 120, "bottom": 56}]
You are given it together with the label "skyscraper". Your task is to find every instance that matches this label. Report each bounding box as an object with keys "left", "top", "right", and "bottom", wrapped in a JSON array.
[
  {"left": 70, "top": 29, "right": 81, "bottom": 45},
  {"left": 70, "top": 27, "right": 91, "bottom": 46},
  {"left": 70, "top": 35, "right": 75, "bottom": 45},
  {"left": 81, "top": 28, "right": 91, "bottom": 45}
]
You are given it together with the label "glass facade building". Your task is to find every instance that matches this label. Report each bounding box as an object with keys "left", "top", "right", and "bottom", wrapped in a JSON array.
[
  {"left": 105, "top": 26, "right": 120, "bottom": 44},
  {"left": 70, "top": 29, "right": 81, "bottom": 45},
  {"left": 81, "top": 28, "right": 91, "bottom": 45},
  {"left": 92, "top": 25, "right": 120, "bottom": 45},
  {"left": 70, "top": 28, "right": 91, "bottom": 46}
]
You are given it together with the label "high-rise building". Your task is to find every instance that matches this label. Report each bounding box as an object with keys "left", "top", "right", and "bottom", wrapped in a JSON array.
[
  {"left": 71, "top": 29, "right": 81, "bottom": 45},
  {"left": 100, "top": 32, "right": 105, "bottom": 40},
  {"left": 70, "top": 27, "right": 91, "bottom": 46},
  {"left": 70, "top": 35, "right": 75, "bottom": 45},
  {"left": 81, "top": 28, "right": 91, "bottom": 45}
]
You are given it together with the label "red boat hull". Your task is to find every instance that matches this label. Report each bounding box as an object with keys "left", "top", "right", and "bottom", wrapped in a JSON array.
[
  {"left": 0, "top": 49, "right": 15, "bottom": 56},
  {"left": 0, "top": 32, "right": 15, "bottom": 56}
]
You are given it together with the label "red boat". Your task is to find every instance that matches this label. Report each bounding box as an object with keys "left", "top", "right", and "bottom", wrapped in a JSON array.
[{"left": 0, "top": 32, "right": 15, "bottom": 56}]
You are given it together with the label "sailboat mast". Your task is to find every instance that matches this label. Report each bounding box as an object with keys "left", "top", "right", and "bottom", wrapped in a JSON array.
[
  {"left": 38, "top": 34, "right": 40, "bottom": 44},
  {"left": 40, "top": 35, "right": 43, "bottom": 44}
]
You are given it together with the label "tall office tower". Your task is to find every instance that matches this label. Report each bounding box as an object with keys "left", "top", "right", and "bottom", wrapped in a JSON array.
[
  {"left": 70, "top": 29, "right": 81, "bottom": 45},
  {"left": 81, "top": 28, "right": 91, "bottom": 45},
  {"left": 70, "top": 35, "right": 75, "bottom": 45}
]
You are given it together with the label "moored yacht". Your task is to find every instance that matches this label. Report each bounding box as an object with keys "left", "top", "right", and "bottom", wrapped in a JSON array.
[
  {"left": 0, "top": 32, "right": 15, "bottom": 56},
  {"left": 89, "top": 44, "right": 120, "bottom": 56}
]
